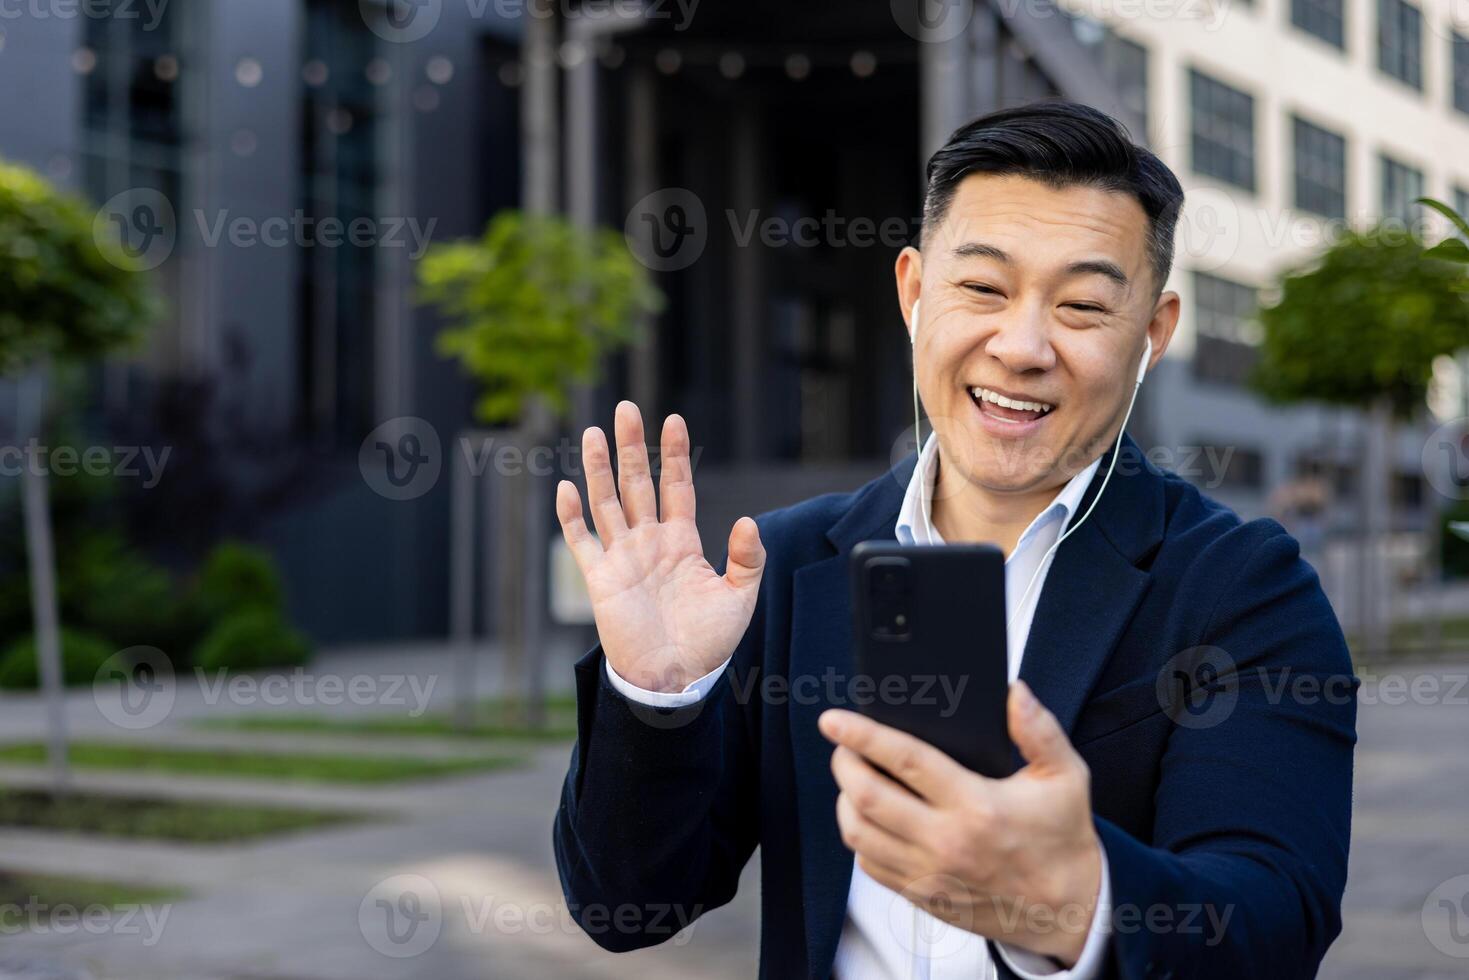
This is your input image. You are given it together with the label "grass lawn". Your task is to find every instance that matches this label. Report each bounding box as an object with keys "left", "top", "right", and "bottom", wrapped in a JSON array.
[
  {"left": 0, "top": 787, "right": 361, "bottom": 843},
  {"left": 0, "top": 869, "right": 184, "bottom": 908},
  {"left": 195, "top": 694, "right": 578, "bottom": 742},
  {"left": 0, "top": 743, "right": 521, "bottom": 784},
  {"left": 1388, "top": 616, "right": 1469, "bottom": 648},
  {"left": 1349, "top": 616, "right": 1469, "bottom": 664}
]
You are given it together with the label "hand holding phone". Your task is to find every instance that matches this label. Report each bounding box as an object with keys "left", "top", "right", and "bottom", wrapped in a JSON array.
[{"left": 849, "top": 541, "right": 1015, "bottom": 778}]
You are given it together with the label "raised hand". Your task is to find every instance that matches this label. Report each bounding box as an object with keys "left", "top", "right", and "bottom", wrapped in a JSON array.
[{"left": 556, "top": 402, "right": 766, "bottom": 694}]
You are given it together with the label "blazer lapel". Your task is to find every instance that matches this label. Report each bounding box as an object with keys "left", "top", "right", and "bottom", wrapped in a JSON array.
[
  {"left": 789, "top": 459, "right": 910, "bottom": 978},
  {"left": 1019, "top": 436, "right": 1163, "bottom": 737}
]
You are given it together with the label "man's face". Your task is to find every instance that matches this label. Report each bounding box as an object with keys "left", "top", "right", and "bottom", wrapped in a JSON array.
[{"left": 896, "top": 173, "right": 1179, "bottom": 498}]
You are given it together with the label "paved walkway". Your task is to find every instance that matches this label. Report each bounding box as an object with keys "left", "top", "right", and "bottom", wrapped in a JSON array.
[{"left": 0, "top": 652, "right": 1463, "bottom": 978}]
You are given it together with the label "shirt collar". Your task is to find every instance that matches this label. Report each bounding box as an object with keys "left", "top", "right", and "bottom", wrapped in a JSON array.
[{"left": 894, "top": 432, "right": 1103, "bottom": 555}]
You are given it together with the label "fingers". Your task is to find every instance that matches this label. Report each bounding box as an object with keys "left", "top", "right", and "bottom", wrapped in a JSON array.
[
  {"left": 555, "top": 480, "right": 603, "bottom": 570},
  {"left": 1008, "top": 680, "right": 1077, "bottom": 775},
  {"left": 581, "top": 426, "right": 629, "bottom": 543},
  {"left": 658, "top": 414, "right": 696, "bottom": 523},
  {"left": 830, "top": 745, "right": 932, "bottom": 840},
  {"left": 724, "top": 516, "right": 765, "bottom": 591},
  {"left": 836, "top": 790, "right": 925, "bottom": 872},
  {"left": 819, "top": 709, "right": 967, "bottom": 804},
  {"left": 614, "top": 401, "right": 657, "bottom": 526}
]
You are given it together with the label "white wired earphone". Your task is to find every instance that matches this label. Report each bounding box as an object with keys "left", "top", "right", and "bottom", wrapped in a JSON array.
[{"left": 902, "top": 299, "right": 1151, "bottom": 976}]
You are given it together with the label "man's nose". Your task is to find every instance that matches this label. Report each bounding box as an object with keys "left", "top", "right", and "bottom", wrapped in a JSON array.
[{"left": 984, "top": 305, "right": 1056, "bottom": 374}]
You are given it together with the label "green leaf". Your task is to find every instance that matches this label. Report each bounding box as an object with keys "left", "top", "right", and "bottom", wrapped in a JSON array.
[
  {"left": 1423, "top": 237, "right": 1469, "bottom": 264},
  {"left": 1416, "top": 196, "right": 1469, "bottom": 239}
]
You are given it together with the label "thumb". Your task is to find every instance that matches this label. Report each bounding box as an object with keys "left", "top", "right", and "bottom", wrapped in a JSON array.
[
  {"left": 1008, "top": 680, "right": 1076, "bottom": 774},
  {"left": 724, "top": 516, "right": 766, "bottom": 591}
]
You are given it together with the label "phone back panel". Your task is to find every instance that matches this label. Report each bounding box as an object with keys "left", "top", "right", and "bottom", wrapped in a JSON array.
[{"left": 848, "top": 541, "right": 1015, "bottom": 778}]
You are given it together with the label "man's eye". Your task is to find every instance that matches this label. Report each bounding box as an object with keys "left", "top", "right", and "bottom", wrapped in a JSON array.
[
  {"left": 964, "top": 284, "right": 1001, "bottom": 296},
  {"left": 1065, "top": 303, "right": 1106, "bottom": 313}
]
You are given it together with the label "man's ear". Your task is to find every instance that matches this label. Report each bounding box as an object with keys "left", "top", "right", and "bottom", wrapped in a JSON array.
[
  {"left": 895, "top": 246, "right": 923, "bottom": 341},
  {"left": 1145, "top": 289, "right": 1182, "bottom": 372}
]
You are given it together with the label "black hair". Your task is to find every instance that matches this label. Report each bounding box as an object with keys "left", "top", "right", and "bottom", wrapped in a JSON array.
[{"left": 921, "top": 100, "right": 1184, "bottom": 292}]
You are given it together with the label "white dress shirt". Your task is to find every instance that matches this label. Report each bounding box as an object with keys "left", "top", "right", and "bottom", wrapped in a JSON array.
[{"left": 606, "top": 433, "right": 1112, "bottom": 979}]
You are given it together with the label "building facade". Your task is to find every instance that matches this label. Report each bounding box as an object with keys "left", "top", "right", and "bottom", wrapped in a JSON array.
[{"left": 1, "top": 0, "right": 1460, "bottom": 645}]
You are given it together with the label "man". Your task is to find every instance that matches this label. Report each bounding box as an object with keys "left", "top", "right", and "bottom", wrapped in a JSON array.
[{"left": 552, "top": 101, "right": 1357, "bottom": 979}]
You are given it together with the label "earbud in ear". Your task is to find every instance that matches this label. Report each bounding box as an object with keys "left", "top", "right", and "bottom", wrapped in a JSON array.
[
  {"left": 1135, "top": 336, "right": 1153, "bottom": 386},
  {"left": 909, "top": 299, "right": 921, "bottom": 345}
]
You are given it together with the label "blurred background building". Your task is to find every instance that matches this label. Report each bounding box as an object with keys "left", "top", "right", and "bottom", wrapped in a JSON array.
[
  {"left": 1, "top": 0, "right": 1465, "bottom": 649},
  {"left": 2, "top": 4, "right": 1468, "bottom": 979}
]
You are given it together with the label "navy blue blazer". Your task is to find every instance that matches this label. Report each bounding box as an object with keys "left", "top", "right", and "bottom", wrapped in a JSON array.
[{"left": 554, "top": 437, "right": 1358, "bottom": 979}]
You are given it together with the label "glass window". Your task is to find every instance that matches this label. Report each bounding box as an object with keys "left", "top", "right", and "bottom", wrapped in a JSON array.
[
  {"left": 1292, "top": 0, "right": 1345, "bottom": 49},
  {"left": 300, "top": 0, "right": 388, "bottom": 442},
  {"left": 1454, "top": 31, "right": 1469, "bottom": 115},
  {"left": 1380, "top": 153, "right": 1426, "bottom": 231},
  {"left": 1195, "top": 444, "right": 1266, "bottom": 492},
  {"left": 1192, "top": 271, "right": 1261, "bottom": 387},
  {"left": 1065, "top": 16, "right": 1150, "bottom": 139},
  {"left": 1189, "top": 69, "right": 1256, "bottom": 191},
  {"left": 1292, "top": 116, "right": 1348, "bottom": 220},
  {"left": 1378, "top": 0, "right": 1423, "bottom": 90}
]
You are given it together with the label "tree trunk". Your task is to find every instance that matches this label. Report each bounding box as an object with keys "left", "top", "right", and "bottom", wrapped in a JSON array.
[
  {"left": 450, "top": 430, "right": 481, "bottom": 732},
  {"left": 17, "top": 368, "right": 69, "bottom": 793},
  {"left": 495, "top": 427, "right": 525, "bottom": 729}
]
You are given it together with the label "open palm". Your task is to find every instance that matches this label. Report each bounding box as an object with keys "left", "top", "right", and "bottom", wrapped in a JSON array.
[{"left": 556, "top": 403, "right": 766, "bottom": 693}]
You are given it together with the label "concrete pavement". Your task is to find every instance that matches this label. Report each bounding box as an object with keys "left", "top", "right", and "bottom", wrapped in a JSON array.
[{"left": 0, "top": 651, "right": 1463, "bottom": 978}]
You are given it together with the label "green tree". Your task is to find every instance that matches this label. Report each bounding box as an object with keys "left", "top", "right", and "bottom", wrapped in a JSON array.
[
  {"left": 1252, "top": 210, "right": 1469, "bottom": 655},
  {"left": 0, "top": 159, "right": 159, "bottom": 788},
  {"left": 417, "top": 210, "right": 663, "bottom": 727},
  {"left": 419, "top": 210, "right": 663, "bottom": 423}
]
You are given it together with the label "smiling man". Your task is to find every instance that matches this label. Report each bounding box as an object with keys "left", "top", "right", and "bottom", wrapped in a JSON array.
[{"left": 553, "top": 101, "right": 1357, "bottom": 979}]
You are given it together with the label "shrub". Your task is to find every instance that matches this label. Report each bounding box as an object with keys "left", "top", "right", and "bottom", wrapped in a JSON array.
[
  {"left": 193, "top": 609, "right": 310, "bottom": 673},
  {"left": 190, "top": 541, "right": 283, "bottom": 625},
  {"left": 59, "top": 532, "right": 184, "bottom": 654},
  {"left": 0, "top": 629, "right": 114, "bottom": 689}
]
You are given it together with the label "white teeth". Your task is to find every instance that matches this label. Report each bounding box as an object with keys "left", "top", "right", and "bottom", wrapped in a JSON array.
[{"left": 969, "top": 387, "right": 1052, "bottom": 414}]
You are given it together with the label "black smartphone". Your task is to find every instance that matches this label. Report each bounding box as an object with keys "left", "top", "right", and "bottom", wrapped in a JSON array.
[{"left": 848, "top": 541, "right": 1015, "bottom": 778}]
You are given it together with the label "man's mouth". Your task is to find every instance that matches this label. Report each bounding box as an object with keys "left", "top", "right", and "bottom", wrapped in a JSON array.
[{"left": 968, "top": 386, "right": 1054, "bottom": 425}]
